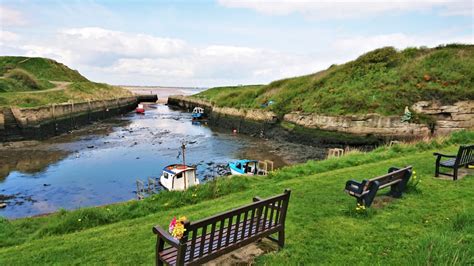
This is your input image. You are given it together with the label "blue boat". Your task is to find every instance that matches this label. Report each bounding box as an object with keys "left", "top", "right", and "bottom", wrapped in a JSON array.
[
  {"left": 228, "top": 159, "right": 259, "bottom": 175},
  {"left": 192, "top": 107, "right": 207, "bottom": 120}
]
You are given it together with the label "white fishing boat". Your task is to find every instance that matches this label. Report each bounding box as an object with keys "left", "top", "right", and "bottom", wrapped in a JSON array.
[{"left": 159, "top": 164, "right": 199, "bottom": 191}]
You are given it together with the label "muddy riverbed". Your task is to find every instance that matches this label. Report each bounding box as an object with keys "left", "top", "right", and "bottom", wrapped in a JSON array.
[{"left": 0, "top": 104, "right": 328, "bottom": 219}]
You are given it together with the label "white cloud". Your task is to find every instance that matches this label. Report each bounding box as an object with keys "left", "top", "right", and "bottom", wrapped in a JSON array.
[
  {"left": 0, "top": 6, "right": 27, "bottom": 26},
  {"left": 1, "top": 26, "right": 472, "bottom": 87},
  {"left": 334, "top": 33, "right": 474, "bottom": 57},
  {"left": 59, "top": 28, "right": 188, "bottom": 58},
  {"left": 0, "top": 30, "right": 19, "bottom": 42},
  {"left": 217, "top": 0, "right": 473, "bottom": 19}
]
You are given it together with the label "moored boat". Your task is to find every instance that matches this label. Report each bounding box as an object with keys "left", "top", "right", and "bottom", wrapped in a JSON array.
[
  {"left": 136, "top": 104, "right": 145, "bottom": 114},
  {"left": 192, "top": 107, "right": 207, "bottom": 120},
  {"left": 159, "top": 164, "right": 199, "bottom": 191},
  {"left": 228, "top": 159, "right": 259, "bottom": 175}
]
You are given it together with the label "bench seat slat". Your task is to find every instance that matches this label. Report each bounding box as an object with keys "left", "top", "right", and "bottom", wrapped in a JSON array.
[{"left": 440, "top": 158, "right": 456, "bottom": 167}]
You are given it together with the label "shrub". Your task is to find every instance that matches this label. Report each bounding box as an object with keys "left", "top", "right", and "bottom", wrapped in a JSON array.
[{"left": 5, "top": 68, "right": 41, "bottom": 90}]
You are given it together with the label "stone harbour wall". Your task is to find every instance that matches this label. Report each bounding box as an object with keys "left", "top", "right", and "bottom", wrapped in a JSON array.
[
  {"left": 167, "top": 95, "right": 473, "bottom": 140},
  {"left": 282, "top": 113, "right": 432, "bottom": 138},
  {"left": 0, "top": 96, "right": 139, "bottom": 142}
]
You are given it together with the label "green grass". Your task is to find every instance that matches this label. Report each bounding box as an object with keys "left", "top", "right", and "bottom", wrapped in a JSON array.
[
  {"left": 0, "top": 82, "right": 133, "bottom": 108},
  {"left": 0, "top": 56, "right": 133, "bottom": 107},
  {"left": 0, "top": 56, "right": 88, "bottom": 82},
  {"left": 193, "top": 44, "right": 474, "bottom": 116},
  {"left": 0, "top": 131, "right": 473, "bottom": 264}
]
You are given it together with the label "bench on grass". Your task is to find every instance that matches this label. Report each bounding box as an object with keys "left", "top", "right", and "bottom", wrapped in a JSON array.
[
  {"left": 344, "top": 166, "right": 412, "bottom": 207},
  {"left": 152, "top": 189, "right": 291, "bottom": 266},
  {"left": 434, "top": 145, "right": 474, "bottom": 181}
]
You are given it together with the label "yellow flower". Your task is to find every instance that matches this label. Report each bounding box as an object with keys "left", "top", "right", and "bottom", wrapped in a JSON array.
[
  {"left": 413, "top": 171, "right": 416, "bottom": 174},
  {"left": 78, "top": 219, "right": 82, "bottom": 222}
]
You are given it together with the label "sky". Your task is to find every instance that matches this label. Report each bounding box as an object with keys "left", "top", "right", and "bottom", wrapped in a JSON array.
[{"left": 0, "top": 0, "right": 473, "bottom": 87}]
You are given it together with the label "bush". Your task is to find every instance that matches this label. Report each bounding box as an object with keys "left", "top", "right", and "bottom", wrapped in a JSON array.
[{"left": 5, "top": 68, "right": 41, "bottom": 90}]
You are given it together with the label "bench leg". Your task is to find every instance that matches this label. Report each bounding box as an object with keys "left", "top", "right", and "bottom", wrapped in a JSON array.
[
  {"left": 453, "top": 168, "right": 458, "bottom": 181},
  {"left": 278, "top": 228, "right": 285, "bottom": 248},
  {"left": 156, "top": 237, "right": 164, "bottom": 266},
  {"left": 363, "top": 181, "right": 380, "bottom": 207},
  {"left": 435, "top": 156, "right": 441, "bottom": 177},
  {"left": 389, "top": 184, "right": 402, "bottom": 198}
]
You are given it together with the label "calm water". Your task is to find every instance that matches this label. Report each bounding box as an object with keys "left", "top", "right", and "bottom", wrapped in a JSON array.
[{"left": 0, "top": 104, "right": 287, "bottom": 218}]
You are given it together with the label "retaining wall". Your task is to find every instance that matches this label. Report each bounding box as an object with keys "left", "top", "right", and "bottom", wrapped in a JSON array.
[
  {"left": 0, "top": 96, "right": 138, "bottom": 141},
  {"left": 167, "top": 95, "right": 474, "bottom": 140}
]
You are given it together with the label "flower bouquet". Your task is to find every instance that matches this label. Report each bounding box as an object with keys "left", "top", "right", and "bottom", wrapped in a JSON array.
[{"left": 169, "top": 216, "right": 187, "bottom": 240}]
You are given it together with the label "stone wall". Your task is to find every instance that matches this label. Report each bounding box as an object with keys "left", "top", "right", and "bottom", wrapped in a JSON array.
[
  {"left": 167, "top": 95, "right": 473, "bottom": 139},
  {"left": 283, "top": 113, "right": 431, "bottom": 138},
  {"left": 412, "top": 101, "right": 473, "bottom": 136},
  {"left": 0, "top": 97, "right": 138, "bottom": 141},
  {"left": 11, "top": 97, "right": 137, "bottom": 128}
]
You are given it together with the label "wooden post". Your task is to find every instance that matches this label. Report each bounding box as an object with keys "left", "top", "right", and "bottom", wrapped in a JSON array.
[{"left": 182, "top": 143, "right": 187, "bottom": 190}]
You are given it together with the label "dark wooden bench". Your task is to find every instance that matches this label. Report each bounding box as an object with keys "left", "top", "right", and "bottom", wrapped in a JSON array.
[
  {"left": 344, "top": 166, "right": 412, "bottom": 207},
  {"left": 434, "top": 145, "right": 474, "bottom": 181},
  {"left": 152, "top": 189, "right": 291, "bottom": 265}
]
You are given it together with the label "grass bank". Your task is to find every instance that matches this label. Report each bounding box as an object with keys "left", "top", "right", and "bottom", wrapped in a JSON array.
[
  {"left": 193, "top": 44, "right": 474, "bottom": 117},
  {"left": 0, "top": 131, "right": 472, "bottom": 264},
  {"left": 0, "top": 56, "right": 132, "bottom": 108}
]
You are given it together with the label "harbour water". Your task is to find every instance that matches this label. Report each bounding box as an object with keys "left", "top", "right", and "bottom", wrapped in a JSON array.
[{"left": 0, "top": 104, "right": 292, "bottom": 218}]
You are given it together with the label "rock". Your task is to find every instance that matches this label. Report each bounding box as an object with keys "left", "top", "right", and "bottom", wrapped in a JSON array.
[
  {"left": 87, "top": 145, "right": 94, "bottom": 149},
  {"left": 0, "top": 203, "right": 6, "bottom": 208}
]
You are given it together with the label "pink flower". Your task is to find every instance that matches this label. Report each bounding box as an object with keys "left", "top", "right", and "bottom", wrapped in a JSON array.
[{"left": 169, "top": 217, "right": 177, "bottom": 233}]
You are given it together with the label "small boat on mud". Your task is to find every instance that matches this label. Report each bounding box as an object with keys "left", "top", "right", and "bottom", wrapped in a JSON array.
[
  {"left": 159, "top": 164, "right": 199, "bottom": 191},
  {"left": 192, "top": 107, "right": 207, "bottom": 120},
  {"left": 228, "top": 159, "right": 259, "bottom": 175},
  {"left": 136, "top": 104, "right": 145, "bottom": 114}
]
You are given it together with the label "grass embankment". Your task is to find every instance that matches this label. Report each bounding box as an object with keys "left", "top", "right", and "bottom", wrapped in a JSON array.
[
  {"left": 0, "top": 56, "right": 132, "bottom": 108},
  {"left": 193, "top": 44, "right": 474, "bottom": 117},
  {"left": 0, "top": 131, "right": 473, "bottom": 264}
]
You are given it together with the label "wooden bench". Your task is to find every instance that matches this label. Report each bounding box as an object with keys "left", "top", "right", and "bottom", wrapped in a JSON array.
[
  {"left": 152, "top": 189, "right": 291, "bottom": 265},
  {"left": 434, "top": 145, "right": 474, "bottom": 181},
  {"left": 344, "top": 166, "right": 412, "bottom": 207}
]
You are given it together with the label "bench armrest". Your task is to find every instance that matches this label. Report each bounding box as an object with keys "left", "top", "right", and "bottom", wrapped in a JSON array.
[
  {"left": 153, "top": 225, "right": 180, "bottom": 248},
  {"left": 433, "top": 152, "right": 456, "bottom": 158},
  {"left": 345, "top": 180, "right": 363, "bottom": 194}
]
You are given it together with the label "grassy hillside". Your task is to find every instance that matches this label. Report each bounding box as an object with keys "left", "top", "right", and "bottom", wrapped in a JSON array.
[
  {"left": 193, "top": 44, "right": 474, "bottom": 116},
  {"left": 0, "top": 57, "right": 88, "bottom": 83},
  {"left": 0, "top": 56, "right": 132, "bottom": 107},
  {"left": 0, "top": 131, "right": 472, "bottom": 264}
]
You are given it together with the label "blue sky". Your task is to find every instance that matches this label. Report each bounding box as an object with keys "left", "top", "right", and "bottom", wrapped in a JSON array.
[{"left": 1, "top": 0, "right": 473, "bottom": 86}]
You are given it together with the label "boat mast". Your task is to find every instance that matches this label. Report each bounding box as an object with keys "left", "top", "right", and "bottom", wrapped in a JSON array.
[{"left": 182, "top": 142, "right": 187, "bottom": 189}]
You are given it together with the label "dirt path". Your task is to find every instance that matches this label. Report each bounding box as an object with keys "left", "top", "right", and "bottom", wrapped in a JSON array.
[{"left": 18, "top": 81, "right": 71, "bottom": 94}]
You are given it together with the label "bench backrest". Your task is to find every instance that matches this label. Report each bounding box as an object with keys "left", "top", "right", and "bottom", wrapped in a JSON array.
[
  {"left": 456, "top": 145, "right": 474, "bottom": 166},
  {"left": 182, "top": 189, "right": 291, "bottom": 262},
  {"left": 366, "top": 166, "right": 412, "bottom": 189}
]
